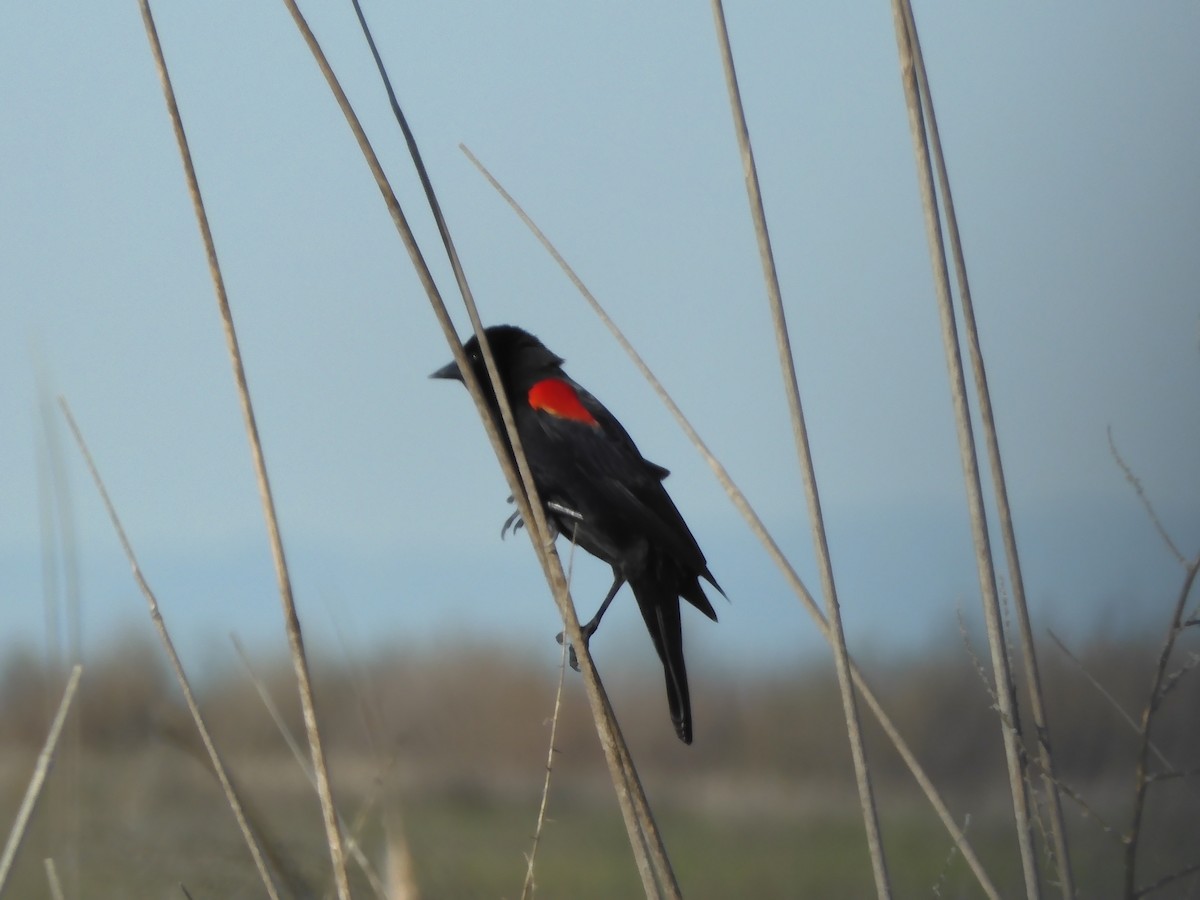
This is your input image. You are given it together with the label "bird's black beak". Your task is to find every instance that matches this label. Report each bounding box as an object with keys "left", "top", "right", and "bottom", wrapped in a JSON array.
[{"left": 430, "top": 360, "right": 463, "bottom": 382}]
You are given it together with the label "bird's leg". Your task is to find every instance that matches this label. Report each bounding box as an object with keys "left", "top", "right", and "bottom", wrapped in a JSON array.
[
  {"left": 502, "top": 497, "right": 580, "bottom": 540},
  {"left": 557, "top": 571, "right": 624, "bottom": 672}
]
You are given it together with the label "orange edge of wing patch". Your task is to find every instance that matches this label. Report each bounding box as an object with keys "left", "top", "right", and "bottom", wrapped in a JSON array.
[{"left": 528, "top": 378, "right": 599, "bottom": 426}]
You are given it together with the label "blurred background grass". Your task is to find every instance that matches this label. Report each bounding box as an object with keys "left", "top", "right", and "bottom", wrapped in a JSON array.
[{"left": 1, "top": 629, "right": 1196, "bottom": 897}]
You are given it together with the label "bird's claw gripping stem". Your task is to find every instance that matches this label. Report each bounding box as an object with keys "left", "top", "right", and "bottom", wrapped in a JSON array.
[{"left": 555, "top": 626, "right": 595, "bottom": 672}]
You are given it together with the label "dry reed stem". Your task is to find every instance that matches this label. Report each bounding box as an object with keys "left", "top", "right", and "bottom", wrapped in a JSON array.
[
  {"left": 521, "top": 627, "right": 571, "bottom": 900},
  {"left": 42, "top": 858, "right": 65, "bottom": 900},
  {"left": 229, "top": 636, "right": 389, "bottom": 900},
  {"left": 963, "top": 625, "right": 1127, "bottom": 843},
  {"left": 888, "top": 4, "right": 1042, "bottom": 895},
  {"left": 58, "top": 401, "right": 284, "bottom": 898},
  {"left": 460, "top": 145, "right": 1003, "bottom": 900},
  {"left": 134, "top": 3, "right": 352, "bottom": 896},
  {"left": 33, "top": 384, "right": 84, "bottom": 900},
  {"left": 278, "top": 4, "right": 675, "bottom": 895},
  {"left": 0, "top": 665, "right": 80, "bottom": 897},
  {"left": 901, "top": 3, "right": 1078, "bottom": 887},
  {"left": 383, "top": 819, "right": 420, "bottom": 900},
  {"left": 521, "top": 539, "right": 577, "bottom": 899},
  {"left": 1125, "top": 551, "right": 1200, "bottom": 896},
  {"left": 902, "top": 2, "right": 1075, "bottom": 873},
  {"left": 709, "top": 2, "right": 892, "bottom": 894}
]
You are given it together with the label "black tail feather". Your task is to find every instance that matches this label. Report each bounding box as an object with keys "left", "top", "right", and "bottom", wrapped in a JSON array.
[{"left": 630, "top": 577, "right": 692, "bottom": 744}]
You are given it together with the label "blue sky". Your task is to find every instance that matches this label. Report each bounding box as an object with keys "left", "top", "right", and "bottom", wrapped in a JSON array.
[{"left": 2, "top": 4, "right": 1197, "bottom": 677}]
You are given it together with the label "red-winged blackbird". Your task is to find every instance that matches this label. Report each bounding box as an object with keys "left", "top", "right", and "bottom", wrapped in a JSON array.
[{"left": 432, "top": 325, "right": 722, "bottom": 744}]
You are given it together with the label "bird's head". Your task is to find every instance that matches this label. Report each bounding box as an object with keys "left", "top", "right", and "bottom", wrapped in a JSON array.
[{"left": 430, "top": 325, "right": 566, "bottom": 396}]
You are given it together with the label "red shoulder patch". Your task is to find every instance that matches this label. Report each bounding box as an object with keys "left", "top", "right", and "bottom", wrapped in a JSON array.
[{"left": 528, "top": 379, "right": 599, "bottom": 426}]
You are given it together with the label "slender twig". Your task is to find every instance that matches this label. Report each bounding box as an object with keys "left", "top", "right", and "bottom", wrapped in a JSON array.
[
  {"left": 889, "top": 5, "right": 1041, "bottom": 895},
  {"left": 135, "top": 3, "right": 351, "bottom": 896},
  {"left": 1125, "top": 552, "right": 1200, "bottom": 896},
  {"left": 1045, "top": 778, "right": 1124, "bottom": 845},
  {"left": 283, "top": 4, "right": 673, "bottom": 894},
  {"left": 1159, "top": 652, "right": 1200, "bottom": 702},
  {"left": 229, "top": 635, "right": 389, "bottom": 900},
  {"left": 709, "top": 3, "right": 891, "bottom": 895},
  {"left": 1147, "top": 768, "right": 1200, "bottom": 784},
  {"left": 522, "top": 618, "right": 572, "bottom": 900},
  {"left": 520, "top": 537, "right": 578, "bottom": 900},
  {"left": 1108, "top": 428, "right": 1187, "bottom": 567},
  {"left": 59, "top": 402, "right": 283, "bottom": 898},
  {"left": 42, "top": 859, "right": 65, "bottom": 900},
  {"left": 461, "top": 145, "right": 1003, "bottom": 900},
  {"left": 964, "top": 623, "right": 1130, "bottom": 844},
  {"left": 1135, "top": 859, "right": 1200, "bottom": 898},
  {"left": 1047, "top": 630, "right": 1176, "bottom": 773},
  {"left": 958, "top": 607, "right": 1000, "bottom": 712},
  {"left": 932, "top": 814, "right": 969, "bottom": 898},
  {"left": 0, "top": 666, "right": 81, "bottom": 897}
]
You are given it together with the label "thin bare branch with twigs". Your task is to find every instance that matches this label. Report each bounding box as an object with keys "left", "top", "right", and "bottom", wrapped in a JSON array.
[{"left": 1124, "top": 551, "right": 1200, "bottom": 897}]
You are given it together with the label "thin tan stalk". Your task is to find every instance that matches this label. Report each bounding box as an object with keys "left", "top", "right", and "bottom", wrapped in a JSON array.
[
  {"left": 383, "top": 818, "right": 420, "bottom": 900},
  {"left": 522, "top": 631, "right": 571, "bottom": 900},
  {"left": 58, "top": 402, "right": 283, "bottom": 899},
  {"left": 228, "top": 636, "right": 389, "bottom": 900},
  {"left": 42, "top": 859, "right": 65, "bottom": 900},
  {"left": 888, "top": 4, "right": 1041, "bottom": 895},
  {"left": 709, "top": 2, "right": 891, "bottom": 894},
  {"left": 135, "top": 3, "right": 352, "bottom": 895},
  {"left": 461, "top": 145, "right": 1003, "bottom": 900},
  {"left": 896, "top": 4, "right": 1075, "bottom": 893},
  {"left": 0, "top": 665, "right": 81, "bottom": 897},
  {"left": 520, "top": 537, "right": 578, "bottom": 900},
  {"left": 1126, "top": 552, "right": 1200, "bottom": 897},
  {"left": 279, "top": 3, "right": 674, "bottom": 894}
]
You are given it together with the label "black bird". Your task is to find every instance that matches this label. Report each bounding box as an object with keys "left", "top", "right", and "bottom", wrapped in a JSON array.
[{"left": 432, "top": 325, "right": 722, "bottom": 744}]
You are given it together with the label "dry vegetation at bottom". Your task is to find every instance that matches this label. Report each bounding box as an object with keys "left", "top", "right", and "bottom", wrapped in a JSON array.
[{"left": 0, "top": 629, "right": 1197, "bottom": 898}]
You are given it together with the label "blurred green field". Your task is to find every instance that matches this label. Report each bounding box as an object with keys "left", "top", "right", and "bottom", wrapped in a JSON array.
[
  {"left": 1, "top": 633, "right": 1197, "bottom": 898},
  {"left": 0, "top": 746, "right": 1194, "bottom": 899}
]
